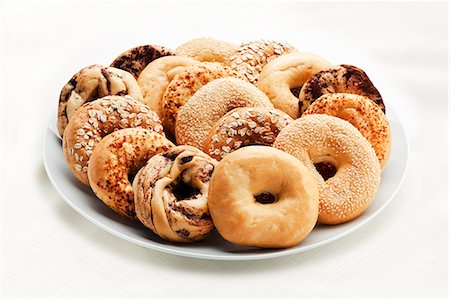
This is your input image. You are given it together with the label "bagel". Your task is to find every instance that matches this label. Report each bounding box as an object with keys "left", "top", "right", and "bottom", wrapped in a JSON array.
[
  {"left": 63, "top": 96, "right": 164, "bottom": 185},
  {"left": 229, "top": 40, "right": 296, "bottom": 84},
  {"left": 208, "top": 146, "right": 319, "bottom": 248},
  {"left": 273, "top": 114, "right": 381, "bottom": 225},
  {"left": 88, "top": 128, "right": 174, "bottom": 219},
  {"left": 137, "top": 56, "right": 199, "bottom": 118},
  {"left": 175, "top": 37, "right": 237, "bottom": 64},
  {"left": 175, "top": 78, "right": 273, "bottom": 149},
  {"left": 57, "top": 64, "right": 143, "bottom": 136},
  {"left": 203, "top": 107, "right": 293, "bottom": 160},
  {"left": 161, "top": 62, "right": 246, "bottom": 135},
  {"left": 133, "top": 145, "right": 218, "bottom": 242},
  {"left": 111, "top": 44, "right": 174, "bottom": 78},
  {"left": 258, "top": 52, "right": 332, "bottom": 118},
  {"left": 303, "top": 93, "right": 391, "bottom": 169},
  {"left": 299, "top": 64, "right": 385, "bottom": 114}
]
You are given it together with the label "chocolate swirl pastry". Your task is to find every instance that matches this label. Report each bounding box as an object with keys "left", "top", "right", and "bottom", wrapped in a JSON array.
[
  {"left": 111, "top": 45, "right": 174, "bottom": 78},
  {"left": 133, "top": 145, "right": 217, "bottom": 243},
  {"left": 57, "top": 64, "right": 143, "bottom": 136}
]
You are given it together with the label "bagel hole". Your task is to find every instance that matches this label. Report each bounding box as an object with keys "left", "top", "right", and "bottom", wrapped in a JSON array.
[
  {"left": 290, "top": 87, "right": 302, "bottom": 98},
  {"left": 169, "top": 176, "right": 200, "bottom": 201},
  {"left": 314, "top": 162, "right": 337, "bottom": 181},
  {"left": 254, "top": 192, "right": 277, "bottom": 204}
]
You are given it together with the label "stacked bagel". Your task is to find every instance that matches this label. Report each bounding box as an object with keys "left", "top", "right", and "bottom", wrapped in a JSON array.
[{"left": 58, "top": 38, "right": 391, "bottom": 248}]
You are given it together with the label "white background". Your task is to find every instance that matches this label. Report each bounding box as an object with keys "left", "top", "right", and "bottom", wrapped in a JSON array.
[{"left": 1, "top": 1, "right": 448, "bottom": 298}]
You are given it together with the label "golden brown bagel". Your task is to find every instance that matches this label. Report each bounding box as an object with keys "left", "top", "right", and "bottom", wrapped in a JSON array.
[{"left": 175, "top": 37, "right": 237, "bottom": 63}]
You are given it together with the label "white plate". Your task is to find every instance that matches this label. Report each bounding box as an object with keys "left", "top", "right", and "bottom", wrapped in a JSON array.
[{"left": 43, "top": 109, "right": 408, "bottom": 260}]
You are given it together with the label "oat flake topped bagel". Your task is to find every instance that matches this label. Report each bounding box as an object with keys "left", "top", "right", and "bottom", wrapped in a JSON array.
[
  {"left": 229, "top": 40, "right": 296, "bottom": 84},
  {"left": 88, "top": 128, "right": 174, "bottom": 219},
  {"left": 137, "top": 56, "right": 200, "bottom": 118},
  {"left": 57, "top": 64, "right": 143, "bottom": 136},
  {"left": 133, "top": 145, "right": 218, "bottom": 242},
  {"left": 299, "top": 64, "right": 385, "bottom": 114},
  {"left": 175, "top": 78, "right": 274, "bottom": 149},
  {"left": 208, "top": 146, "right": 319, "bottom": 248},
  {"left": 274, "top": 114, "right": 381, "bottom": 225},
  {"left": 258, "top": 51, "right": 332, "bottom": 118},
  {"left": 161, "top": 62, "right": 247, "bottom": 135},
  {"left": 63, "top": 95, "right": 164, "bottom": 185},
  {"left": 175, "top": 37, "right": 238, "bottom": 64},
  {"left": 303, "top": 93, "right": 391, "bottom": 169},
  {"left": 203, "top": 107, "right": 293, "bottom": 160}
]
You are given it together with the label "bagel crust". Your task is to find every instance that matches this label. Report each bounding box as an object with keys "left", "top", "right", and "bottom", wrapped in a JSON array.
[
  {"left": 175, "top": 37, "right": 237, "bottom": 63},
  {"left": 137, "top": 56, "right": 200, "bottom": 118},
  {"left": 303, "top": 93, "right": 391, "bottom": 169},
  {"left": 203, "top": 107, "right": 293, "bottom": 160},
  {"left": 63, "top": 96, "right": 164, "bottom": 185},
  {"left": 57, "top": 64, "right": 143, "bottom": 136},
  {"left": 299, "top": 64, "right": 385, "bottom": 114},
  {"left": 175, "top": 78, "right": 273, "bottom": 149},
  {"left": 208, "top": 146, "right": 319, "bottom": 248},
  {"left": 133, "top": 145, "right": 218, "bottom": 242},
  {"left": 258, "top": 51, "right": 332, "bottom": 118},
  {"left": 274, "top": 114, "right": 381, "bottom": 224},
  {"left": 88, "top": 128, "right": 174, "bottom": 219}
]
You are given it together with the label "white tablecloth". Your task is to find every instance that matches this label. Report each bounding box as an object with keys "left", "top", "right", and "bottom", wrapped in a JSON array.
[{"left": 2, "top": 1, "right": 448, "bottom": 298}]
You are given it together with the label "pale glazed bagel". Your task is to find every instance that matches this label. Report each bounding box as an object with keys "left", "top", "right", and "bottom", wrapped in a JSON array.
[
  {"left": 208, "top": 146, "right": 319, "bottom": 248},
  {"left": 175, "top": 78, "right": 274, "bottom": 149},
  {"left": 88, "top": 128, "right": 174, "bottom": 219},
  {"left": 175, "top": 37, "right": 237, "bottom": 64},
  {"left": 229, "top": 40, "right": 296, "bottom": 84},
  {"left": 162, "top": 62, "right": 246, "bottom": 135},
  {"left": 57, "top": 64, "right": 143, "bottom": 136},
  {"left": 63, "top": 96, "right": 164, "bottom": 185},
  {"left": 303, "top": 93, "right": 391, "bottom": 169},
  {"left": 133, "top": 145, "right": 218, "bottom": 242},
  {"left": 273, "top": 114, "right": 381, "bottom": 225},
  {"left": 111, "top": 44, "right": 174, "bottom": 78},
  {"left": 299, "top": 64, "right": 385, "bottom": 114},
  {"left": 258, "top": 52, "right": 332, "bottom": 118},
  {"left": 137, "top": 56, "right": 200, "bottom": 118},
  {"left": 203, "top": 107, "right": 293, "bottom": 160}
]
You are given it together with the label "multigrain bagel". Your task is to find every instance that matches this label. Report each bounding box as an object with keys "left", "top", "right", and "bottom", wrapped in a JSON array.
[
  {"left": 273, "top": 114, "right": 381, "bottom": 225},
  {"left": 57, "top": 64, "right": 143, "bottom": 136},
  {"left": 299, "top": 64, "right": 385, "bottom": 114},
  {"left": 111, "top": 44, "right": 174, "bottom": 78},
  {"left": 203, "top": 107, "right": 293, "bottom": 160},
  {"left": 161, "top": 62, "right": 246, "bottom": 135},
  {"left": 175, "top": 78, "right": 274, "bottom": 149},
  {"left": 63, "top": 96, "right": 164, "bottom": 185},
  {"left": 258, "top": 52, "right": 332, "bottom": 118},
  {"left": 137, "top": 56, "right": 200, "bottom": 118},
  {"left": 133, "top": 145, "right": 218, "bottom": 242},
  {"left": 87, "top": 128, "right": 174, "bottom": 219},
  {"left": 303, "top": 93, "right": 391, "bottom": 169},
  {"left": 175, "top": 37, "right": 237, "bottom": 64},
  {"left": 208, "top": 146, "right": 319, "bottom": 248},
  {"left": 229, "top": 40, "right": 296, "bottom": 84}
]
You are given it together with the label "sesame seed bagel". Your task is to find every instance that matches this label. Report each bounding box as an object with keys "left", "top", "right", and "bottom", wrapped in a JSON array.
[
  {"left": 175, "top": 37, "right": 238, "bottom": 64},
  {"left": 111, "top": 44, "right": 174, "bottom": 78},
  {"left": 229, "top": 40, "right": 296, "bottom": 84},
  {"left": 204, "top": 107, "right": 293, "bottom": 160},
  {"left": 162, "top": 62, "right": 247, "bottom": 135},
  {"left": 299, "top": 64, "right": 385, "bottom": 114},
  {"left": 175, "top": 78, "right": 274, "bottom": 149},
  {"left": 258, "top": 52, "right": 332, "bottom": 118},
  {"left": 63, "top": 96, "right": 164, "bottom": 186},
  {"left": 133, "top": 145, "right": 218, "bottom": 243},
  {"left": 208, "top": 146, "right": 319, "bottom": 248},
  {"left": 88, "top": 128, "right": 174, "bottom": 219},
  {"left": 57, "top": 64, "right": 143, "bottom": 136},
  {"left": 303, "top": 93, "right": 391, "bottom": 169},
  {"left": 273, "top": 114, "right": 381, "bottom": 225},
  {"left": 137, "top": 56, "right": 200, "bottom": 118}
]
